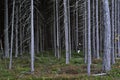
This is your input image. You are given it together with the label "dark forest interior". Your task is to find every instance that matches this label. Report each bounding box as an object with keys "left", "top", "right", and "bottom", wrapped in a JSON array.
[{"left": 0, "top": 0, "right": 120, "bottom": 79}]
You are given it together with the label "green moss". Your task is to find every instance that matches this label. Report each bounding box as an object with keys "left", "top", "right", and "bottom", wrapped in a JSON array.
[{"left": 0, "top": 52, "right": 120, "bottom": 80}]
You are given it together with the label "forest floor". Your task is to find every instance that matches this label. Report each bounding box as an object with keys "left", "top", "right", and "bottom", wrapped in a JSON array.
[{"left": 0, "top": 51, "right": 120, "bottom": 80}]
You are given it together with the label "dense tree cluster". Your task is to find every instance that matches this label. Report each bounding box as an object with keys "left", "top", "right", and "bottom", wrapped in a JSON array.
[{"left": 0, "top": 0, "right": 120, "bottom": 75}]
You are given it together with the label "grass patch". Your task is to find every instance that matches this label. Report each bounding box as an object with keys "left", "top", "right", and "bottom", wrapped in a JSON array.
[{"left": 0, "top": 52, "right": 120, "bottom": 80}]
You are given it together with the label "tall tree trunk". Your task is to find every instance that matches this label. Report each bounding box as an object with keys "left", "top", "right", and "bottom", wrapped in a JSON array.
[
  {"left": 63, "top": 0, "right": 69, "bottom": 64},
  {"left": 87, "top": 0, "right": 91, "bottom": 76},
  {"left": 9, "top": 0, "right": 15, "bottom": 69},
  {"left": 54, "top": 0, "right": 57, "bottom": 57},
  {"left": 71, "top": 5, "right": 76, "bottom": 51},
  {"left": 92, "top": 0, "right": 96, "bottom": 58},
  {"left": 4, "top": 0, "right": 9, "bottom": 58},
  {"left": 111, "top": 0, "right": 115, "bottom": 64},
  {"left": 99, "top": 0, "right": 103, "bottom": 54},
  {"left": 115, "top": 0, "right": 118, "bottom": 58},
  {"left": 75, "top": 0, "right": 78, "bottom": 52},
  {"left": 15, "top": 6, "right": 18, "bottom": 57},
  {"left": 96, "top": 0, "right": 100, "bottom": 59},
  {"left": 102, "top": 0, "right": 111, "bottom": 72},
  {"left": 56, "top": 0, "right": 60, "bottom": 59},
  {"left": 68, "top": 0, "right": 71, "bottom": 59},
  {"left": 20, "top": 3, "right": 23, "bottom": 56},
  {"left": 117, "top": 1, "right": 120, "bottom": 57},
  {"left": 84, "top": 0, "right": 87, "bottom": 64},
  {"left": 31, "top": 0, "right": 35, "bottom": 72}
]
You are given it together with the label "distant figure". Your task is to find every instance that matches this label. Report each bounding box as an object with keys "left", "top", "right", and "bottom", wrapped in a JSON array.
[{"left": 77, "top": 43, "right": 82, "bottom": 54}]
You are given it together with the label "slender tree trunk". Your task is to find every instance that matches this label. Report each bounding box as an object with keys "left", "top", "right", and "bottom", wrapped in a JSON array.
[
  {"left": 117, "top": 1, "right": 120, "bottom": 57},
  {"left": 20, "top": 4, "right": 23, "bottom": 56},
  {"left": 111, "top": 0, "right": 115, "bottom": 64},
  {"left": 63, "top": 0, "right": 70, "bottom": 64},
  {"left": 31, "top": 0, "right": 35, "bottom": 72},
  {"left": 9, "top": 0, "right": 15, "bottom": 69},
  {"left": 15, "top": 6, "right": 18, "bottom": 57},
  {"left": 56, "top": 0, "right": 60, "bottom": 59},
  {"left": 68, "top": 0, "right": 71, "bottom": 59},
  {"left": 71, "top": 6, "right": 76, "bottom": 51},
  {"left": 75, "top": 0, "right": 78, "bottom": 52},
  {"left": 99, "top": 0, "right": 103, "bottom": 54},
  {"left": 102, "top": 0, "right": 111, "bottom": 72},
  {"left": 115, "top": 0, "right": 118, "bottom": 58},
  {"left": 96, "top": 0, "right": 100, "bottom": 59},
  {"left": 4, "top": 0, "right": 9, "bottom": 58},
  {"left": 92, "top": 0, "right": 96, "bottom": 58},
  {"left": 54, "top": 0, "right": 57, "bottom": 57},
  {"left": 87, "top": 0, "right": 91, "bottom": 76},
  {"left": 84, "top": 0, "right": 87, "bottom": 64}
]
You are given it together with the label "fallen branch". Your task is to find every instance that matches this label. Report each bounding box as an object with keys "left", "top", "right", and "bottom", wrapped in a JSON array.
[{"left": 92, "top": 73, "right": 107, "bottom": 76}]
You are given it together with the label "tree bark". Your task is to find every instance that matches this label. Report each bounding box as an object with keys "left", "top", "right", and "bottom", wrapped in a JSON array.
[
  {"left": 68, "top": 0, "right": 71, "bottom": 59},
  {"left": 56, "top": 0, "right": 60, "bottom": 59},
  {"left": 15, "top": 6, "right": 18, "bottom": 57},
  {"left": 4, "top": 0, "right": 9, "bottom": 58},
  {"left": 63, "top": 0, "right": 70, "bottom": 64},
  {"left": 87, "top": 0, "right": 91, "bottom": 76},
  {"left": 117, "top": 0, "right": 120, "bottom": 57},
  {"left": 92, "top": 0, "right": 96, "bottom": 58},
  {"left": 111, "top": 0, "right": 115, "bottom": 64},
  {"left": 96, "top": 0, "right": 100, "bottom": 59},
  {"left": 114, "top": 0, "right": 118, "bottom": 58},
  {"left": 84, "top": 0, "right": 87, "bottom": 64},
  {"left": 54, "top": 0, "right": 57, "bottom": 57},
  {"left": 75, "top": 0, "right": 79, "bottom": 52},
  {"left": 102, "top": 0, "right": 111, "bottom": 72},
  {"left": 9, "top": 0, "right": 15, "bottom": 69},
  {"left": 31, "top": 0, "right": 35, "bottom": 72}
]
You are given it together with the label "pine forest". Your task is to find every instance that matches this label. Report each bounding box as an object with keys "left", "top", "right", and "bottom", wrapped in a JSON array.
[{"left": 0, "top": 0, "right": 120, "bottom": 79}]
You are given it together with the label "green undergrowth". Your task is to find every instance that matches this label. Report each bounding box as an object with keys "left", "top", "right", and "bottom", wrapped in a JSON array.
[{"left": 0, "top": 52, "right": 120, "bottom": 80}]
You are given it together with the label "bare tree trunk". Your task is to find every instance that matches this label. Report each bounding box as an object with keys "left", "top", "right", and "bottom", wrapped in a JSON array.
[
  {"left": 54, "top": 0, "right": 57, "bottom": 57},
  {"left": 115, "top": 0, "right": 118, "bottom": 58},
  {"left": 84, "top": 0, "right": 87, "bottom": 64},
  {"left": 20, "top": 3, "right": 23, "bottom": 56},
  {"left": 102, "top": 0, "right": 111, "bottom": 72},
  {"left": 96, "top": 0, "right": 100, "bottom": 59},
  {"left": 87, "top": 0, "right": 91, "bottom": 76},
  {"left": 15, "top": 6, "right": 18, "bottom": 57},
  {"left": 117, "top": 1, "right": 120, "bottom": 57},
  {"left": 56, "top": 0, "right": 60, "bottom": 59},
  {"left": 99, "top": 0, "right": 103, "bottom": 54},
  {"left": 31, "top": 0, "right": 35, "bottom": 72},
  {"left": 75, "top": 0, "right": 78, "bottom": 52},
  {"left": 63, "top": 0, "right": 69, "bottom": 64},
  {"left": 4, "top": 0, "right": 9, "bottom": 58},
  {"left": 92, "top": 0, "right": 96, "bottom": 58},
  {"left": 111, "top": 0, "right": 115, "bottom": 64},
  {"left": 9, "top": 0, "right": 15, "bottom": 69},
  {"left": 68, "top": 0, "right": 71, "bottom": 59},
  {"left": 71, "top": 5, "right": 76, "bottom": 51}
]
